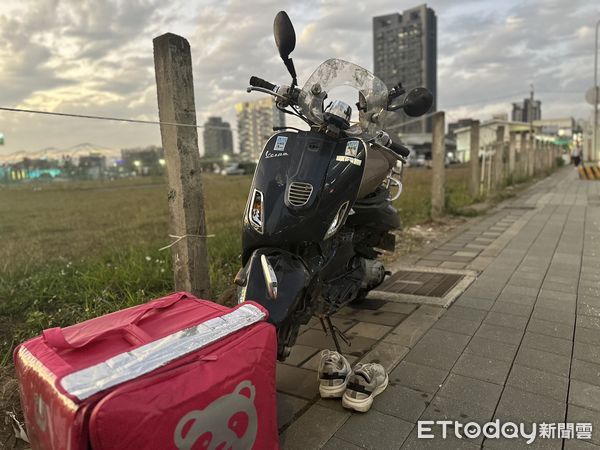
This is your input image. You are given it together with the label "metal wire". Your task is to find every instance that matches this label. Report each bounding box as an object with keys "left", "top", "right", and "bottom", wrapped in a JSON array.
[{"left": 0, "top": 106, "right": 233, "bottom": 130}]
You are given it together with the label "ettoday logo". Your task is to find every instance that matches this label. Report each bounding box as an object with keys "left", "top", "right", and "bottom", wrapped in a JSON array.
[{"left": 417, "top": 420, "right": 593, "bottom": 444}]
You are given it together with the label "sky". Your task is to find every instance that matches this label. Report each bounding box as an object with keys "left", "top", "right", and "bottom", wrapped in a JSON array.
[{"left": 0, "top": 0, "right": 598, "bottom": 156}]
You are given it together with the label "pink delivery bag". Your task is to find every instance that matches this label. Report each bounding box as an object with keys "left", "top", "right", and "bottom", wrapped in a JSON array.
[{"left": 14, "top": 292, "right": 279, "bottom": 450}]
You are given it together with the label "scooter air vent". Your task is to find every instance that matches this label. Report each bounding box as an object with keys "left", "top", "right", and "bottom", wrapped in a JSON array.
[{"left": 287, "top": 182, "right": 313, "bottom": 206}]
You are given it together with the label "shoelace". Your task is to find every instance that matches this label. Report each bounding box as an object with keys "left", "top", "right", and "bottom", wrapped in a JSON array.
[
  {"left": 319, "top": 350, "right": 344, "bottom": 372},
  {"left": 353, "top": 363, "right": 378, "bottom": 383}
]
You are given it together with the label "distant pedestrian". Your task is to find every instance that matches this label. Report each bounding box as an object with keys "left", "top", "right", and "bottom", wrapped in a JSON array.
[{"left": 571, "top": 145, "right": 582, "bottom": 167}]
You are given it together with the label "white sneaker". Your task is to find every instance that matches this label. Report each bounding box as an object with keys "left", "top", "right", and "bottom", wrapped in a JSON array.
[
  {"left": 342, "top": 362, "right": 389, "bottom": 412},
  {"left": 317, "top": 350, "right": 352, "bottom": 398}
]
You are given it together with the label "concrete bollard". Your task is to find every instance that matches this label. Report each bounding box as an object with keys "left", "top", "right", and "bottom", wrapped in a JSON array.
[
  {"left": 431, "top": 112, "right": 445, "bottom": 219},
  {"left": 469, "top": 121, "right": 480, "bottom": 198}
]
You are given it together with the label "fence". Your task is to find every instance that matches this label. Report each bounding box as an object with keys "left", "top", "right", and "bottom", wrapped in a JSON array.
[{"left": 429, "top": 112, "right": 563, "bottom": 219}]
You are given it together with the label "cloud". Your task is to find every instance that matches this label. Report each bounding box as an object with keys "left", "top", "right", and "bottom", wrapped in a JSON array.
[{"left": 0, "top": 0, "right": 597, "bottom": 157}]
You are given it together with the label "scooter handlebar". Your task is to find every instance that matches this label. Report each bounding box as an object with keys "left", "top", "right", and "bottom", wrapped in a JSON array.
[
  {"left": 249, "top": 76, "right": 276, "bottom": 91},
  {"left": 388, "top": 140, "right": 411, "bottom": 158}
]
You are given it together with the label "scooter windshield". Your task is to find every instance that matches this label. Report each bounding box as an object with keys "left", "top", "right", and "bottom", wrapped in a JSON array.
[{"left": 298, "top": 59, "right": 389, "bottom": 138}]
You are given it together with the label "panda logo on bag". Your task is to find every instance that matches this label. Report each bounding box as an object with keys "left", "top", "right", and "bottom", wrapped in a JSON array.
[{"left": 174, "top": 380, "right": 258, "bottom": 450}]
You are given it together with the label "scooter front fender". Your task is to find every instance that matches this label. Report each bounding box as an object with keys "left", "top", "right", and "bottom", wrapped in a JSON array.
[{"left": 238, "top": 248, "right": 311, "bottom": 327}]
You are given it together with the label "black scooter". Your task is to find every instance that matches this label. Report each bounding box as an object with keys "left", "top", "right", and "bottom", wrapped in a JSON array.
[{"left": 235, "top": 12, "right": 433, "bottom": 360}]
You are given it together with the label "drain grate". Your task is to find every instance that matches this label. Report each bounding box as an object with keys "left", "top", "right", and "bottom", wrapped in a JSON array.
[{"left": 381, "top": 270, "right": 464, "bottom": 298}]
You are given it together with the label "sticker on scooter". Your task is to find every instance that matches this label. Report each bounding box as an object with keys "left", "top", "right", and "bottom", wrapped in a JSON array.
[
  {"left": 265, "top": 136, "right": 289, "bottom": 158},
  {"left": 336, "top": 140, "right": 362, "bottom": 166},
  {"left": 274, "top": 136, "right": 288, "bottom": 151},
  {"left": 345, "top": 140, "right": 359, "bottom": 157},
  {"left": 174, "top": 380, "right": 258, "bottom": 450}
]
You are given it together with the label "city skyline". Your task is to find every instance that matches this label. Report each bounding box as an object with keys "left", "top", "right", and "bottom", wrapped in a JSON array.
[{"left": 0, "top": 0, "right": 597, "bottom": 156}]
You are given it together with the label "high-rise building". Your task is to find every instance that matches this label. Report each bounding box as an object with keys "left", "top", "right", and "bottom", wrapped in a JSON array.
[
  {"left": 511, "top": 98, "right": 542, "bottom": 123},
  {"left": 235, "top": 97, "right": 285, "bottom": 160},
  {"left": 373, "top": 4, "right": 437, "bottom": 134},
  {"left": 202, "top": 116, "right": 234, "bottom": 157}
]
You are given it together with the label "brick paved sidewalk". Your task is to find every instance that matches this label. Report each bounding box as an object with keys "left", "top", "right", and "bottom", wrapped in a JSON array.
[{"left": 277, "top": 167, "right": 600, "bottom": 449}]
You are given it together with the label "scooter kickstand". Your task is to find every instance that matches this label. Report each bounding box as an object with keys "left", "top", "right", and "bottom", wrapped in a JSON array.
[{"left": 322, "top": 316, "right": 351, "bottom": 354}]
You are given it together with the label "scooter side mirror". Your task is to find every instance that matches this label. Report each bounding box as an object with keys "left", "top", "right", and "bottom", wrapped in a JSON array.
[
  {"left": 273, "top": 11, "right": 296, "bottom": 60},
  {"left": 403, "top": 87, "right": 433, "bottom": 117}
]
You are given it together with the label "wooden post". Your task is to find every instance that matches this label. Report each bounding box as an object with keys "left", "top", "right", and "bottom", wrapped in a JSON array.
[
  {"left": 494, "top": 126, "right": 505, "bottom": 189},
  {"left": 431, "top": 112, "right": 445, "bottom": 219},
  {"left": 508, "top": 131, "right": 516, "bottom": 179},
  {"left": 153, "top": 33, "right": 211, "bottom": 298},
  {"left": 469, "top": 120, "right": 480, "bottom": 198}
]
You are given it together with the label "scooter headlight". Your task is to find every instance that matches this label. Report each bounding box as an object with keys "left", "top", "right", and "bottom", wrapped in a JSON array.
[
  {"left": 248, "top": 189, "right": 264, "bottom": 234},
  {"left": 324, "top": 201, "right": 349, "bottom": 240}
]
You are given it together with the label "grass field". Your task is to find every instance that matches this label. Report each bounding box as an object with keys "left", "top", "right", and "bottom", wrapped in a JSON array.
[{"left": 0, "top": 167, "right": 474, "bottom": 364}]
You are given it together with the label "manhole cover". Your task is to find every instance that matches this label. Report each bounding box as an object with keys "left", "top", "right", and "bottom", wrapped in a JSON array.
[{"left": 381, "top": 270, "right": 464, "bottom": 298}]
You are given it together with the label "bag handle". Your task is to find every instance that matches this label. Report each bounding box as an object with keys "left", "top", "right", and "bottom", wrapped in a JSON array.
[{"left": 43, "top": 292, "right": 189, "bottom": 350}]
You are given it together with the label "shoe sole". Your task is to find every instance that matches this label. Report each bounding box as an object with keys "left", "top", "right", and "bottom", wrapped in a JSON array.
[
  {"left": 319, "top": 379, "right": 349, "bottom": 398},
  {"left": 341, "top": 374, "right": 389, "bottom": 412}
]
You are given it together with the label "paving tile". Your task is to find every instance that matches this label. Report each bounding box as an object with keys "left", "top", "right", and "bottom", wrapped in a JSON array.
[
  {"left": 432, "top": 315, "right": 481, "bottom": 336},
  {"left": 531, "top": 306, "right": 574, "bottom": 325},
  {"left": 495, "top": 386, "right": 566, "bottom": 424},
  {"left": 276, "top": 364, "right": 319, "bottom": 400},
  {"left": 578, "top": 315, "right": 600, "bottom": 330},
  {"left": 437, "top": 373, "right": 503, "bottom": 410},
  {"left": 514, "top": 346, "right": 571, "bottom": 378},
  {"left": 309, "top": 316, "right": 357, "bottom": 333},
  {"left": 383, "top": 305, "right": 443, "bottom": 348},
  {"left": 562, "top": 437, "right": 600, "bottom": 449},
  {"left": 295, "top": 329, "right": 377, "bottom": 357},
  {"left": 390, "top": 361, "right": 448, "bottom": 394},
  {"left": 463, "top": 336, "right": 518, "bottom": 363},
  {"left": 335, "top": 409, "right": 413, "bottom": 450},
  {"left": 490, "top": 301, "right": 533, "bottom": 318},
  {"left": 277, "top": 393, "right": 308, "bottom": 429},
  {"left": 521, "top": 331, "right": 572, "bottom": 357},
  {"left": 322, "top": 437, "right": 363, "bottom": 450},
  {"left": 373, "top": 384, "right": 432, "bottom": 423},
  {"left": 571, "top": 359, "right": 600, "bottom": 387},
  {"left": 421, "top": 394, "right": 495, "bottom": 426},
  {"left": 284, "top": 344, "right": 320, "bottom": 367},
  {"left": 454, "top": 296, "right": 495, "bottom": 311},
  {"left": 475, "top": 323, "right": 524, "bottom": 345},
  {"left": 484, "top": 311, "right": 529, "bottom": 330},
  {"left": 495, "top": 292, "right": 537, "bottom": 306},
  {"left": 527, "top": 318, "right": 574, "bottom": 340},
  {"left": 576, "top": 326, "right": 600, "bottom": 346},
  {"left": 574, "top": 342, "right": 600, "bottom": 365},
  {"left": 452, "top": 353, "right": 512, "bottom": 385},
  {"left": 401, "top": 426, "right": 481, "bottom": 449},
  {"left": 280, "top": 404, "right": 350, "bottom": 449},
  {"left": 346, "top": 322, "right": 393, "bottom": 340},
  {"left": 336, "top": 307, "right": 406, "bottom": 326},
  {"left": 444, "top": 305, "right": 488, "bottom": 323},
  {"left": 569, "top": 380, "right": 600, "bottom": 412},
  {"left": 378, "top": 302, "right": 418, "bottom": 315},
  {"left": 506, "top": 364, "right": 569, "bottom": 402},
  {"left": 566, "top": 405, "right": 600, "bottom": 446},
  {"left": 404, "top": 329, "right": 469, "bottom": 371},
  {"left": 358, "top": 341, "right": 409, "bottom": 373}
]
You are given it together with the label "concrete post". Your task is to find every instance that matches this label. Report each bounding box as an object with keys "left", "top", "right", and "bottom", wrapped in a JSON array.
[
  {"left": 469, "top": 120, "right": 480, "bottom": 198},
  {"left": 431, "top": 112, "right": 445, "bottom": 219},
  {"left": 153, "top": 33, "right": 211, "bottom": 298},
  {"left": 509, "top": 131, "right": 516, "bottom": 181},
  {"left": 520, "top": 132, "right": 527, "bottom": 177},
  {"left": 494, "top": 126, "right": 505, "bottom": 189},
  {"left": 528, "top": 134, "right": 535, "bottom": 177}
]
